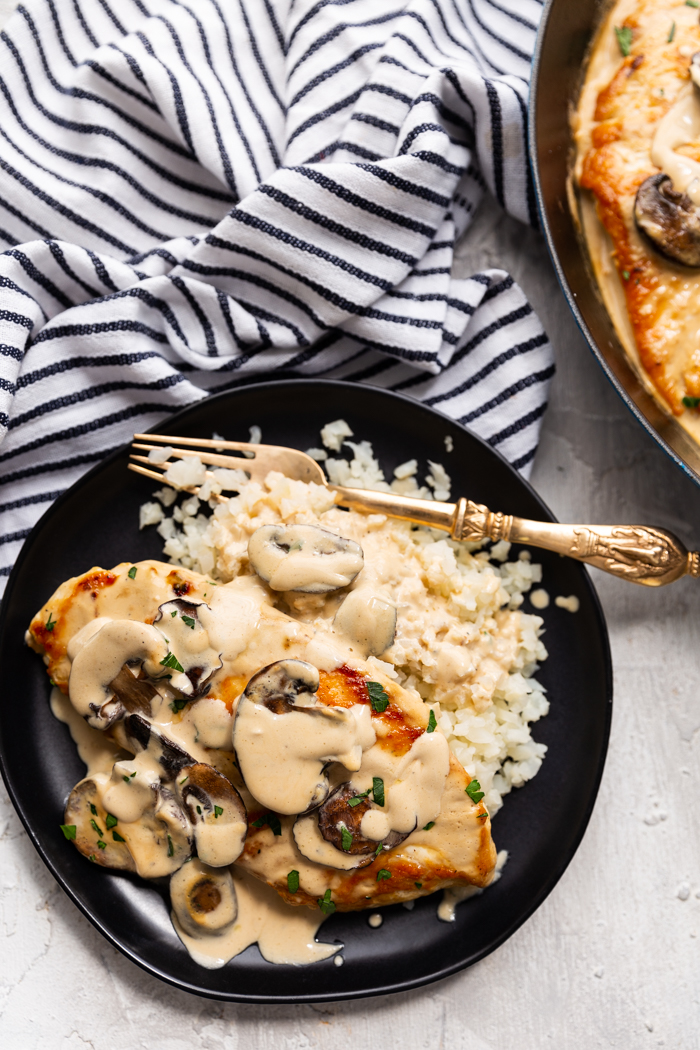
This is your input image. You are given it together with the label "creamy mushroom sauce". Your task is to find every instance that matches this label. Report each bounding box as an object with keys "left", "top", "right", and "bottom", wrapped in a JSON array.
[{"left": 29, "top": 557, "right": 497, "bottom": 969}]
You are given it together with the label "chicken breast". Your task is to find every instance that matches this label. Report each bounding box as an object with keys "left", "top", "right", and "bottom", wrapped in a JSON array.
[
  {"left": 28, "top": 560, "right": 497, "bottom": 912},
  {"left": 575, "top": 0, "right": 700, "bottom": 439}
]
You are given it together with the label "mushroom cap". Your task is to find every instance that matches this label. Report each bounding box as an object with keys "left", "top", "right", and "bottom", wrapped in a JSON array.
[
  {"left": 333, "top": 588, "right": 397, "bottom": 657},
  {"left": 178, "top": 762, "right": 248, "bottom": 867},
  {"left": 232, "top": 660, "right": 374, "bottom": 816},
  {"left": 634, "top": 173, "right": 700, "bottom": 267},
  {"left": 64, "top": 777, "right": 135, "bottom": 871},
  {"left": 247, "top": 523, "right": 364, "bottom": 593},
  {"left": 170, "top": 859, "right": 237, "bottom": 937}
]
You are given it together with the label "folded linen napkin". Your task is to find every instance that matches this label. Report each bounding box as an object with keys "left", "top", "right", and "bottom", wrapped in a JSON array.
[{"left": 0, "top": 0, "right": 552, "bottom": 591}]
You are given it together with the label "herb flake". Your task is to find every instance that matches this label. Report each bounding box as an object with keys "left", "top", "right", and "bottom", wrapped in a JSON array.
[
  {"left": 423, "top": 821, "right": 435, "bottom": 831},
  {"left": 105, "top": 813, "right": 118, "bottom": 830},
  {"left": 89, "top": 803, "right": 97, "bottom": 816},
  {"left": 170, "top": 697, "right": 187, "bottom": 714},
  {"left": 214, "top": 805, "right": 223, "bottom": 819},
  {"left": 668, "top": 20, "right": 676, "bottom": 43},
  {"left": 160, "top": 651, "right": 184, "bottom": 673},
  {"left": 622, "top": 270, "right": 630, "bottom": 281},
  {"left": 318, "top": 889, "right": 336, "bottom": 915},
  {"left": 97, "top": 840, "right": 107, "bottom": 850},
  {"left": 112, "top": 831, "right": 126, "bottom": 843},
  {"left": 122, "top": 770, "right": 137, "bottom": 783},
  {"left": 687, "top": 1, "right": 699, "bottom": 7},
  {"left": 127, "top": 566, "right": 137, "bottom": 579},
  {"left": 372, "top": 777, "right": 385, "bottom": 807},
  {"left": 614, "top": 25, "right": 632, "bottom": 56},
  {"left": 287, "top": 869, "right": 300, "bottom": 893},
  {"left": 45, "top": 612, "right": 56, "bottom": 633},
  {"left": 367, "top": 680, "right": 390, "bottom": 713},
  {"left": 181, "top": 614, "right": 196, "bottom": 630},
  {"left": 90, "top": 818, "right": 103, "bottom": 837},
  {"left": 376, "top": 869, "right": 391, "bottom": 881},
  {"left": 252, "top": 813, "right": 282, "bottom": 836},
  {"left": 683, "top": 396, "right": 700, "bottom": 408},
  {"left": 426, "top": 709, "right": 437, "bottom": 733},
  {"left": 415, "top": 881, "right": 423, "bottom": 889},
  {"left": 60, "top": 824, "right": 76, "bottom": 841},
  {"left": 466, "top": 778, "right": 485, "bottom": 804},
  {"left": 340, "top": 825, "right": 353, "bottom": 851}
]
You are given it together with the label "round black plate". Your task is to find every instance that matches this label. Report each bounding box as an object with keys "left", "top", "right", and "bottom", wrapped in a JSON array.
[{"left": 0, "top": 379, "right": 612, "bottom": 1003}]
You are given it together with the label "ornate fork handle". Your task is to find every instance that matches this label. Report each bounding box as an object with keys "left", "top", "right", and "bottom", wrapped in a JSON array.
[{"left": 332, "top": 487, "right": 700, "bottom": 587}]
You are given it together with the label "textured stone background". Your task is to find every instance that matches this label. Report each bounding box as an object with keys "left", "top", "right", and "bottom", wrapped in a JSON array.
[{"left": 2, "top": 2, "right": 700, "bottom": 1046}]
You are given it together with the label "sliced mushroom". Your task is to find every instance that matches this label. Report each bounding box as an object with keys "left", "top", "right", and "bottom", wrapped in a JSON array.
[
  {"left": 64, "top": 777, "right": 193, "bottom": 878},
  {"left": 293, "top": 782, "right": 408, "bottom": 870},
  {"left": 634, "top": 173, "right": 700, "bottom": 267},
  {"left": 248, "top": 524, "right": 364, "bottom": 593},
  {"left": 153, "top": 599, "right": 223, "bottom": 697},
  {"left": 64, "top": 777, "right": 135, "bottom": 871},
  {"left": 178, "top": 763, "right": 247, "bottom": 867},
  {"left": 170, "top": 859, "right": 237, "bottom": 937},
  {"left": 113, "top": 713, "right": 194, "bottom": 781},
  {"left": 232, "top": 660, "right": 376, "bottom": 816},
  {"left": 69, "top": 620, "right": 171, "bottom": 730},
  {"left": 333, "top": 588, "right": 397, "bottom": 657},
  {"left": 122, "top": 785, "right": 193, "bottom": 879}
]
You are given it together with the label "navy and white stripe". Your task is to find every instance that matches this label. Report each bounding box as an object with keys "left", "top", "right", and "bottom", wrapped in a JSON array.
[{"left": 0, "top": 0, "right": 551, "bottom": 591}]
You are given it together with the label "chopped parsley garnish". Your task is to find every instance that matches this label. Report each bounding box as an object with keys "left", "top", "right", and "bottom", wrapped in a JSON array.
[
  {"left": 88, "top": 854, "right": 96, "bottom": 863},
  {"left": 668, "top": 20, "right": 676, "bottom": 43},
  {"left": 426, "top": 709, "right": 437, "bottom": 733},
  {"left": 318, "top": 889, "right": 336, "bottom": 915},
  {"left": 687, "top": 1, "right": 699, "bottom": 7},
  {"left": 376, "top": 869, "right": 391, "bottom": 881},
  {"left": 160, "top": 651, "right": 184, "bottom": 672},
  {"left": 348, "top": 791, "right": 369, "bottom": 807},
  {"left": 423, "top": 822, "right": 435, "bottom": 831},
  {"left": 287, "top": 869, "right": 300, "bottom": 893},
  {"left": 170, "top": 698, "right": 188, "bottom": 714},
  {"left": 45, "top": 612, "right": 56, "bottom": 633},
  {"left": 122, "top": 770, "right": 137, "bottom": 783},
  {"left": 367, "top": 680, "right": 390, "bottom": 713},
  {"left": 89, "top": 803, "right": 97, "bottom": 816},
  {"left": 372, "top": 777, "right": 385, "bottom": 807},
  {"left": 614, "top": 25, "right": 632, "bottom": 56},
  {"left": 179, "top": 775, "right": 188, "bottom": 785},
  {"left": 112, "top": 831, "right": 126, "bottom": 843},
  {"left": 181, "top": 614, "right": 196, "bottom": 630},
  {"left": 60, "top": 824, "right": 76, "bottom": 841},
  {"left": 214, "top": 805, "right": 223, "bottom": 819},
  {"left": 252, "top": 813, "right": 282, "bottom": 836},
  {"left": 97, "top": 840, "right": 106, "bottom": 850},
  {"left": 127, "top": 566, "right": 137, "bottom": 579},
  {"left": 167, "top": 834, "right": 174, "bottom": 858},
  {"left": 105, "top": 813, "right": 118, "bottom": 830},
  {"left": 466, "top": 778, "right": 485, "bottom": 804},
  {"left": 683, "top": 396, "right": 700, "bottom": 409},
  {"left": 340, "top": 825, "right": 353, "bottom": 851},
  {"left": 622, "top": 270, "right": 630, "bottom": 281},
  {"left": 90, "top": 818, "right": 103, "bottom": 837},
  {"left": 171, "top": 610, "right": 177, "bottom": 617},
  {"left": 415, "top": 881, "right": 423, "bottom": 889},
  {"left": 196, "top": 806, "right": 202, "bottom": 815},
  {"left": 374, "top": 842, "right": 386, "bottom": 859}
]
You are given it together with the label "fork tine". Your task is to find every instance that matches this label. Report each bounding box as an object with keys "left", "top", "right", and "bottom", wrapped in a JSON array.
[
  {"left": 127, "top": 462, "right": 173, "bottom": 485},
  {"left": 131, "top": 443, "right": 251, "bottom": 471},
  {"left": 133, "top": 432, "right": 260, "bottom": 453}
]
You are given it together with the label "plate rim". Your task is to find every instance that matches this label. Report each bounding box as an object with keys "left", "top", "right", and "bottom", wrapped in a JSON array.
[{"left": 0, "top": 378, "right": 613, "bottom": 1003}]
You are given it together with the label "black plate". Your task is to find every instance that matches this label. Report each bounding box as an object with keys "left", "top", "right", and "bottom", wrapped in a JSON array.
[
  {"left": 0, "top": 379, "right": 612, "bottom": 1003},
  {"left": 530, "top": 0, "right": 700, "bottom": 487}
]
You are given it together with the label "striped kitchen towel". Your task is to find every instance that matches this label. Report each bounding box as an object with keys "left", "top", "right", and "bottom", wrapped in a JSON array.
[{"left": 0, "top": 0, "right": 552, "bottom": 590}]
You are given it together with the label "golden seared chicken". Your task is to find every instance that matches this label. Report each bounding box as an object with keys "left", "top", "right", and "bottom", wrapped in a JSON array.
[
  {"left": 27, "top": 555, "right": 496, "bottom": 918},
  {"left": 576, "top": 0, "right": 700, "bottom": 435}
]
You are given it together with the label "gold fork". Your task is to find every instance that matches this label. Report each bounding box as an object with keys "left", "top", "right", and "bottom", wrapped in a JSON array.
[{"left": 128, "top": 433, "right": 700, "bottom": 587}]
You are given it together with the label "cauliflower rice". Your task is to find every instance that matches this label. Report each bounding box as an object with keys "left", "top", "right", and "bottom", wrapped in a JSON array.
[{"left": 141, "top": 423, "right": 549, "bottom": 817}]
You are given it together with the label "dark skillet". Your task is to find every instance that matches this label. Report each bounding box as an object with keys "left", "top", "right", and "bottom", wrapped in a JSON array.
[
  {"left": 0, "top": 379, "right": 611, "bottom": 1003},
  {"left": 530, "top": 0, "right": 700, "bottom": 487}
]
